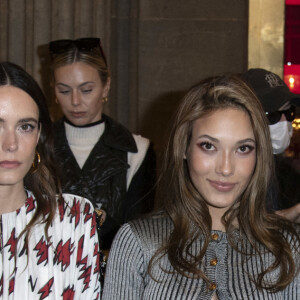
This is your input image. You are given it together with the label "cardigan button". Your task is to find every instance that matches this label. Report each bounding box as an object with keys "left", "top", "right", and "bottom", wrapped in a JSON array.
[
  {"left": 211, "top": 233, "right": 219, "bottom": 240},
  {"left": 210, "top": 258, "right": 218, "bottom": 266},
  {"left": 209, "top": 283, "right": 217, "bottom": 291}
]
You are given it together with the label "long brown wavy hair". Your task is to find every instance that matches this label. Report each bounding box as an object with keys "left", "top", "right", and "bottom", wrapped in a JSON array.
[
  {"left": 149, "top": 74, "right": 300, "bottom": 292},
  {"left": 0, "top": 61, "right": 63, "bottom": 258}
]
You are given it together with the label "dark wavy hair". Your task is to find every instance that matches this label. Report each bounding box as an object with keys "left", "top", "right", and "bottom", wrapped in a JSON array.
[
  {"left": 0, "top": 61, "right": 62, "bottom": 254},
  {"left": 149, "top": 74, "right": 300, "bottom": 292}
]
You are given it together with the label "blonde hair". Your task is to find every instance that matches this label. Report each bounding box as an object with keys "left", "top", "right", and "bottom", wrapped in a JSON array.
[{"left": 50, "top": 46, "right": 110, "bottom": 85}]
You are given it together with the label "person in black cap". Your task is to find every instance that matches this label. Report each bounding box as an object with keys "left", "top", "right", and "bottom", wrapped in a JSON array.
[{"left": 244, "top": 68, "right": 300, "bottom": 222}]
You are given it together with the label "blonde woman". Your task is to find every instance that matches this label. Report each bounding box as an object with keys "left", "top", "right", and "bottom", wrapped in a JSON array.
[{"left": 49, "top": 38, "right": 156, "bottom": 249}]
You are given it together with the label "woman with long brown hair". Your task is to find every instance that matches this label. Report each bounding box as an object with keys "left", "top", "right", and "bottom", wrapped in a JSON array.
[
  {"left": 103, "top": 74, "right": 300, "bottom": 299},
  {"left": 0, "top": 61, "right": 100, "bottom": 299}
]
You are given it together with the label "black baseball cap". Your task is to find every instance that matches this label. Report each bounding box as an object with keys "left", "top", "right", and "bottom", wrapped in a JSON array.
[{"left": 244, "top": 68, "right": 300, "bottom": 112}]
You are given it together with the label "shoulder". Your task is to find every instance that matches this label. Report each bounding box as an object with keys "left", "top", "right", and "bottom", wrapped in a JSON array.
[
  {"left": 132, "top": 134, "right": 150, "bottom": 152},
  {"left": 129, "top": 134, "right": 151, "bottom": 160},
  {"left": 129, "top": 213, "right": 172, "bottom": 233},
  {"left": 281, "top": 223, "right": 300, "bottom": 238},
  {"left": 107, "top": 214, "right": 172, "bottom": 270},
  {"left": 102, "top": 114, "right": 138, "bottom": 152},
  {"left": 56, "top": 193, "right": 95, "bottom": 221},
  {"left": 61, "top": 193, "right": 94, "bottom": 207},
  {"left": 277, "top": 224, "right": 300, "bottom": 259},
  {"left": 115, "top": 213, "right": 172, "bottom": 250},
  {"left": 26, "top": 191, "right": 95, "bottom": 216},
  {"left": 127, "top": 134, "right": 152, "bottom": 177}
]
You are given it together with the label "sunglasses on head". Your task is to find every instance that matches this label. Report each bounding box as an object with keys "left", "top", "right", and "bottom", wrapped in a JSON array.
[
  {"left": 49, "top": 38, "right": 107, "bottom": 65},
  {"left": 266, "top": 105, "right": 296, "bottom": 125}
]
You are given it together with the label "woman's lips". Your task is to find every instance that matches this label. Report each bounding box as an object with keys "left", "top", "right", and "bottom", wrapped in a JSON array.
[
  {"left": 70, "top": 111, "right": 85, "bottom": 118},
  {"left": 208, "top": 179, "right": 236, "bottom": 192},
  {"left": 0, "top": 161, "right": 21, "bottom": 169}
]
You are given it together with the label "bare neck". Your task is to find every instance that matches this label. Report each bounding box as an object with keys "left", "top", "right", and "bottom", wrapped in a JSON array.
[
  {"left": 209, "top": 206, "right": 227, "bottom": 232},
  {"left": 0, "top": 183, "right": 27, "bottom": 214}
]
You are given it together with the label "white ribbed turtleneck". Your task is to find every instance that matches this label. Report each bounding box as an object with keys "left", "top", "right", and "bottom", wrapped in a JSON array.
[{"left": 64, "top": 121, "right": 105, "bottom": 168}]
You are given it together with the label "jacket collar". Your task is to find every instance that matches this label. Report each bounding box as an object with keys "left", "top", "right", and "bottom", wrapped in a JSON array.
[
  {"left": 55, "top": 114, "right": 138, "bottom": 154},
  {"left": 102, "top": 114, "right": 137, "bottom": 153}
]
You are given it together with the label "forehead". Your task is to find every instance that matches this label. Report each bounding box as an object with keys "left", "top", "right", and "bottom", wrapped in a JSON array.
[
  {"left": 0, "top": 85, "right": 39, "bottom": 119},
  {"left": 191, "top": 108, "right": 254, "bottom": 140},
  {"left": 54, "top": 62, "right": 99, "bottom": 82}
]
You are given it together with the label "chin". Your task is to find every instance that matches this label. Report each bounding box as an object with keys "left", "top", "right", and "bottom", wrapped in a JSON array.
[
  {"left": 0, "top": 171, "right": 28, "bottom": 187},
  {"left": 0, "top": 179, "right": 23, "bottom": 186}
]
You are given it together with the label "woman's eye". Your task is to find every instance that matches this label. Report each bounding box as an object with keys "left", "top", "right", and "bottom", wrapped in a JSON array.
[
  {"left": 20, "top": 124, "right": 35, "bottom": 132},
  {"left": 199, "top": 142, "right": 215, "bottom": 151},
  {"left": 59, "top": 90, "right": 70, "bottom": 95},
  {"left": 81, "top": 89, "right": 92, "bottom": 94},
  {"left": 237, "top": 145, "right": 254, "bottom": 154}
]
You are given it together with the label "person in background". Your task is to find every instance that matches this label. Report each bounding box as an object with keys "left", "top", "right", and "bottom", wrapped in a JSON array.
[
  {"left": 103, "top": 74, "right": 300, "bottom": 299},
  {"left": 0, "top": 61, "right": 100, "bottom": 299},
  {"left": 244, "top": 68, "right": 300, "bottom": 222},
  {"left": 49, "top": 38, "right": 156, "bottom": 249}
]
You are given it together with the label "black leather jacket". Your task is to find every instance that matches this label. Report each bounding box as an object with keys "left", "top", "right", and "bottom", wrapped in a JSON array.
[{"left": 53, "top": 114, "right": 156, "bottom": 248}]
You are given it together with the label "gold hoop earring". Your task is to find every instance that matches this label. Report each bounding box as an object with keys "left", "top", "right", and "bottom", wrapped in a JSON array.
[
  {"left": 102, "top": 97, "right": 108, "bottom": 103},
  {"left": 30, "top": 151, "right": 41, "bottom": 174}
]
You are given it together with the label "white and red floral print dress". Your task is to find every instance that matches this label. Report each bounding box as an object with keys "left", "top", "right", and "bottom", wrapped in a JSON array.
[{"left": 0, "top": 191, "right": 101, "bottom": 299}]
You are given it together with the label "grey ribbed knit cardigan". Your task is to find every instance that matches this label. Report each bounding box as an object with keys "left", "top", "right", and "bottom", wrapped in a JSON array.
[{"left": 102, "top": 215, "right": 300, "bottom": 299}]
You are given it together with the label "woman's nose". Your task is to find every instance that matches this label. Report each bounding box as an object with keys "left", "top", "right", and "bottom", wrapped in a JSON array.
[
  {"left": 215, "top": 151, "right": 234, "bottom": 176},
  {"left": 2, "top": 131, "right": 18, "bottom": 152},
  {"left": 71, "top": 92, "right": 81, "bottom": 106}
]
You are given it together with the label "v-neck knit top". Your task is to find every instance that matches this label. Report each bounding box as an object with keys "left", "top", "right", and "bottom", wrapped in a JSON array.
[{"left": 103, "top": 214, "right": 300, "bottom": 300}]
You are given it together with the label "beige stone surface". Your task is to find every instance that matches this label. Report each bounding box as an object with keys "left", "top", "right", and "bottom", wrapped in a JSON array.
[
  {"left": 248, "top": 0, "right": 285, "bottom": 76},
  {"left": 0, "top": 0, "right": 249, "bottom": 153}
]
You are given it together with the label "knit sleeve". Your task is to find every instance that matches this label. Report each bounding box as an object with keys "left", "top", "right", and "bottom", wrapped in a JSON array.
[
  {"left": 102, "top": 223, "right": 146, "bottom": 299},
  {"left": 281, "top": 226, "right": 300, "bottom": 299},
  {"left": 281, "top": 258, "right": 300, "bottom": 298}
]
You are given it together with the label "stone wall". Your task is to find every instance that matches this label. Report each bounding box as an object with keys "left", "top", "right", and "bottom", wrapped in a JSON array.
[{"left": 0, "top": 0, "right": 249, "bottom": 154}]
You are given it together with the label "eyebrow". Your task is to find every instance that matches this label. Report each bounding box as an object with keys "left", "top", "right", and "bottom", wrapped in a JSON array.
[
  {"left": 236, "top": 138, "right": 256, "bottom": 145},
  {"left": 197, "top": 135, "right": 256, "bottom": 144},
  {"left": 56, "top": 81, "right": 95, "bottom": 88},
  {"left": 0, "top": 117, "right": 39, "bottom": 124},
  {"left": 18, "top": 118, "right": 39, "bottom": 124},
  {"left": 197, "top": 135, "right": 218, "bottom": 143}
]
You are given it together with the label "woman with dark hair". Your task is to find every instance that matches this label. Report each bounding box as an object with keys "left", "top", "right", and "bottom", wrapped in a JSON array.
[
  {"left": 103, "top": 74, "right": 300, "bottom": 299},
  {"left": 0, "top": 61, "right": 100, "bottom": 299},
  {"left": 49, "top": 38, "right": 156, "bottom": 249}
]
